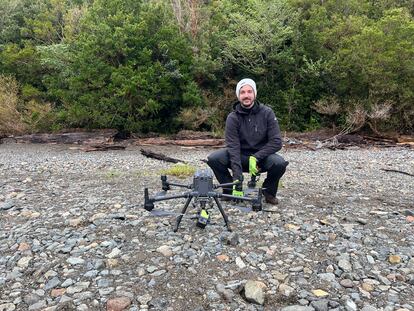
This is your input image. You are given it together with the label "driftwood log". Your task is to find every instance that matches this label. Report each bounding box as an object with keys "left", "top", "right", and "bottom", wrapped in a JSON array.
[
  {"left": 136, "top": 137, "right": 224, "bottom": 147},
  {"left": 12, "top": 130, "right": 118, "bottom": 145},
  {"left": 140, "top": 149, "right": 186, "bottom": 164},
  {"left": 83, "top": 145, "right": 126, "bottom": 152}
]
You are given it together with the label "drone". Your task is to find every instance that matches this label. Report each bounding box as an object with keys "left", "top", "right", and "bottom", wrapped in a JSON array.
[{"left": 144, "top": 168, "right": 264, "bottom": 232}]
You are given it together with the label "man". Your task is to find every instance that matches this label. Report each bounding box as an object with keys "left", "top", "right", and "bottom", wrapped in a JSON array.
[{"left": 207, "top": 78, "right": 288, "bottom": 205}]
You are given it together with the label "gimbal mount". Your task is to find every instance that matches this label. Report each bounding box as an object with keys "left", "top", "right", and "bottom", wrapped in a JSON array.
[{"left": 144, "top": 169, "right": 263, "bottom": 232}]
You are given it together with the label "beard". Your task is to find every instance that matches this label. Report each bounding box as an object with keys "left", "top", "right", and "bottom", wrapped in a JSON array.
[{"left": 241, "top": 98, "right": 254, "bottom": 108}]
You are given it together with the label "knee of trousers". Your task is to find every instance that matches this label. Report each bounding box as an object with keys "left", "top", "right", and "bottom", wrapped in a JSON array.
[
  {"left": 207, "top": 155, "right": 221, "bottom": 168},
  {"left": 267, "top": 160, "right": 288, "bottom": 177},
  {"left": 207, "top": 149, "right": 229, "bottom": 168}
]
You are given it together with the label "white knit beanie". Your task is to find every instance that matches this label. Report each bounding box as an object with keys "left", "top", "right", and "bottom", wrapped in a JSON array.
[{"left": 236, "top": 78, "right": 257, "bottom": 100}]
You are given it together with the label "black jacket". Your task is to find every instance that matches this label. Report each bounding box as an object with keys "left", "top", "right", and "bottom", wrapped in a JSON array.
[{"left": 225, "top": 101, "right": 282, "bottom": 179}]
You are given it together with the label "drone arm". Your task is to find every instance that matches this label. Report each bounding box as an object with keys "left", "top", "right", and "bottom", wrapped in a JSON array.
[
  {"left": 215, "top": 181, "right": 240, "bottom": 189},
  {"left": 168, "top": 182, "right": 192, "bottom": 189},
  {"left": 220, "top": 193, "right": 254, "bottom": 202},
  {"left": 151, "top": 192, "right": 191, "bottom": 203}
]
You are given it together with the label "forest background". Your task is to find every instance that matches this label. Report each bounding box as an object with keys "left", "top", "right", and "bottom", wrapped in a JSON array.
[{"left": 0, "top": 0, "right": 413, "bottom": 137}]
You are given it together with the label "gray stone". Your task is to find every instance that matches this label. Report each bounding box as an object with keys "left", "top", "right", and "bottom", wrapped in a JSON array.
[
  {"left": 97, "top": 278, "right": 112, "bottom": 287},
  {"left": 23, "top": 293, "right": 40, "bottom": 305},
  {"left": 98, "top": 288, "right": 114, "bottom": 295},
  {"left": 44, "top": 276, "right": 60, "bottom": 290},
  {"left": 83, "top": 270, "right": 98, "bottom": 278},
  {"left": 0, "top": 303, "right": 16, "bottom": 311},
  {"left": 156, "top": 245, "right": 173, "bottom": 257},
  {"left": 28, "top": 300, "right": 46, "bottom": 311},
  {"left": 244, "top": 280, "right": 265, "bottom": 305},
  {"left": 137, "top": 294, "right": 152, "bottom": 305},
  {"left": 338, "top": 259, "right": 352, "bottom": 272},
  {"left": 340, "top": 279, "right": 354, "bottom": 288},
  {"left": 66, "top": 257, "right": 84, "bottom": 265},
  {"left": 278, "top": 283, "right": 295, "bottom": 297},
  {"left": 311, "top": 300, "right": 329, "bottom": 311},
  {"left": 149, "top": 297, "right": 168, "bottom": 309},
  {"left": 345, "top": 299, "right": 357, "bottom": 311},
  {"left": 280, "top": 306, "right": 314, "bottom": 311},
  {"left": 206, "top": 290, "right": 220, "bottom": 302},
  {"left": 0, "top": 201, "right": 14, "bottom": 210},
  {"left": 318, "top": 273, "right": 336, "bottom": 282},
  {"left": 221, "top": 232, "right": 240, "bottom": 246},
  {"left": 361, "top": 305, "right": 378, "bottom": 311},
  {"left": 106, "top": 247, "right": 121, "bottom": 259},
  {"left": 61, "top": 279, "right": 74, "bottom": 288}
]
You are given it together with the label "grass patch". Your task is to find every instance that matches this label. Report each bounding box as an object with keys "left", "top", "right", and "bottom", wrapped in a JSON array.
[
  {"left": 105, "top": 170, "right": 122, "bottom": 179},
  {"left": 160, "top": 164, "right": 196, "bottom": 178}
]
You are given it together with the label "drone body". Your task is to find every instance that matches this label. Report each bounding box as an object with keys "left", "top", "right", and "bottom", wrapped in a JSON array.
[{"left": 144, "top": 168, "right": 263, "bottom": 232}]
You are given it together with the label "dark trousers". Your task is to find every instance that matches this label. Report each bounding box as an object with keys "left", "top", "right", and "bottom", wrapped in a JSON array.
[{"left": 207, "top": 148, "right": 288, "bottom": 197}]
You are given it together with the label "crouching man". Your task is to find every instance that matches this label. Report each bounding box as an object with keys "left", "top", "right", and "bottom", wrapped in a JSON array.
[{"left": 207, "top": 78, "right": 288, "bottom": 204}]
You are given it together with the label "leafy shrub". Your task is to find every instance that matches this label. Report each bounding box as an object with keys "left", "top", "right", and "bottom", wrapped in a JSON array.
[{"left": 0, "top": 75, "right": 26, "bottom": 135}]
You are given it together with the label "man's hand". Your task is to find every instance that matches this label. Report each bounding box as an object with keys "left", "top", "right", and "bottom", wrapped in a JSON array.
[
  {"left": 249, "top": 156, "right": 259, "bottom": 176},
  {"left": 232, "top": 185, "right": 244, "bottom": 197},
  {"left": 232, "top": 179, "right": 243, "bottom": 197}
]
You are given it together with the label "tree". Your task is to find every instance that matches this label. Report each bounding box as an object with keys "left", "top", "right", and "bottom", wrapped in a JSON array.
[{"left": 60, "top": 0, "right": 201, "bottom": 133}]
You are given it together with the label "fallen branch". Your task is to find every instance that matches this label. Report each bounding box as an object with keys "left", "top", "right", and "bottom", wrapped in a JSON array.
[
  {"left": 136, "top": 137, "right": 224, "bottom": 147},
  {"left": 140, "top": 149, "right": 186, "bottom": 164},
  {"left": 84, "top": 145, "right": 126, "bottom": 152},
  {"left": 381, "top": 168, "right": 414, "bottom": 177}
]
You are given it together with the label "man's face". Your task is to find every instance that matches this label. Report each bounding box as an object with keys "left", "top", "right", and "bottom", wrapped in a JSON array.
[{"left": 239, "top": 85, "right": 255, "bottom": 109}]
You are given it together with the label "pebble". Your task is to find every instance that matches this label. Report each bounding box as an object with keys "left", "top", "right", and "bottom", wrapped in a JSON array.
[
  {"left": 0, "top": 144, "right": 413, "bottom": 310},
  {"left": 243, "top": 280, "right": 266, "bottom": 305},
  {"left": 156, "top": 245, "right": 173, "bottom": 257},
  {"left": 340, "top": 279, "right": 354, "bottom": 288},
  {"left": 235, "top": 257, "right": 246, "bottom": 269},
  {"left": 106, "top": 248, "right": 121, "bottom": 259},
  {"left": 66, "top": 257, "right": 85, "bottom": 265},
  {"left": 279, "top": 284, "right": 295, "bottom": 297},
  {"left": 313, "top": 289, "right": 329, "bottom": 297},
  {"left": 106, "top": 297, "right": 131, "bottom": 311}
]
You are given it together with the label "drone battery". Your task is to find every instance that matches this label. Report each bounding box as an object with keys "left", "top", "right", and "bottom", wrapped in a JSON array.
[{"left": 196, "top": 209, "right": 209, "bottom": 228}]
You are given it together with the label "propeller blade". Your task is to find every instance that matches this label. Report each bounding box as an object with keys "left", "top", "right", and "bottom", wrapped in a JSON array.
[
  {"left": 154, "top": 190, "right": 167, "bottom": 199},
  {"left": 228, "top": 205, "right": 252, "bottom": 213},
  {"left": 148, "top": 209, "right": 198, "bottom": 218},
  {"left": 149, "top": 209, "right": 182, "bottom": 217},
  {"left": 244, "top": 187, "right": 257, "bottom": 195}
]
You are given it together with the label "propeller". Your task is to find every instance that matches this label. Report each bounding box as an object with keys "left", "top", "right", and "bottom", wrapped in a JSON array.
[{"left": 154, "top": 190, "right": 167, "bottom": 199}]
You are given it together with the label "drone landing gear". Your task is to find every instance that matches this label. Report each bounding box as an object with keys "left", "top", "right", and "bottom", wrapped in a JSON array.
[{"left": 173, "top": 196, "right": 231, "bottom": 232}]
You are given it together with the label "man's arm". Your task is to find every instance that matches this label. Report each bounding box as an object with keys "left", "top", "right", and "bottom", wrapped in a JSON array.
[
  {"left": 225, "top": 113, "right": 243, "bottom": 180},
  {"left": 253, "top": 109, "right": 282, "bottom": 161}
]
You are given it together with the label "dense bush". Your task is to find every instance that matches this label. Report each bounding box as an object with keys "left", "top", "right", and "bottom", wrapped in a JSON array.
[{"left": 0, "top": 0, "right": 413, "bottom": 134}]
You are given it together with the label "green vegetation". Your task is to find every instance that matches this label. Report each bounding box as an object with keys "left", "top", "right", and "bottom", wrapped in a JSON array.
[
  {"left": 1, "top": 0, "right": 413, "bottom": 136},
  {"left": 104, "top": 169, "right": 122, "bottom": 179},
  {"left": 160, "top": 164, "right": 196, "bottom": 178}
]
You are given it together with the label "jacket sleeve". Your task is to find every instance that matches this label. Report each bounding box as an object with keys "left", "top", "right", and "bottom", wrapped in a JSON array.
[
  {"left": 225, "top": 113, "right": 243, "bottom": 180},
  {"left": 253, "top": 109, "right": 282, "bottom": 161}
]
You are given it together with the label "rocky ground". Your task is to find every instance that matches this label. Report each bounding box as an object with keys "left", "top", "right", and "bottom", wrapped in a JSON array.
[{"left": 0, "top": 143, "right": 413, "bottom": 311}]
